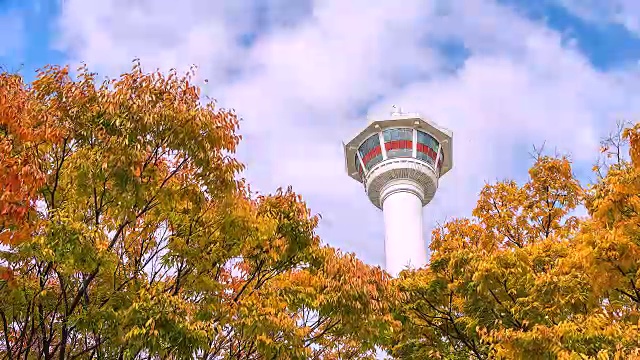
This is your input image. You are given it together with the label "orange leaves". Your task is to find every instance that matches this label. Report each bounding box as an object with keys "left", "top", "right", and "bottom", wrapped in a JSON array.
[
  {"left": 0, "top": 73, "right": 59, "bottom": 243},
  {"left": 0, "top": 266, "right": 15, "bottom": 287},
  {"left": 0, "top": 225, "right": 34, "bottom": 245}
]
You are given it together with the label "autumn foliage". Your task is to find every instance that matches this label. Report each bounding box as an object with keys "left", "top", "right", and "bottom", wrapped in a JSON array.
[
  {"left": 386, "top": 123, "right": 640, "bottom": 359},
  {"left": 0, "top": 62, "right": 394, "bottom": 359},
  {"left": 2, "top": 60, "right": 640, "bottom": 360}
]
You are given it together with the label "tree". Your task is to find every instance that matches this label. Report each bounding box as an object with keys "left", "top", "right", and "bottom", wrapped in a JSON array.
[
  {"left": 387, "top": 122, "right": 640, "bottom": 359},
  {"left": 0, "top": 62, "right": 395, "bottom": 359}
]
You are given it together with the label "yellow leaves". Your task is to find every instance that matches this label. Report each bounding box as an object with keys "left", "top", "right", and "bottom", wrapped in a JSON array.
[
  {"left": 256, "top": 334, "right": 274, "bottom": 346},
  {"left": 588, "top": 133, "right": 640, "bottom": 230},
  {"left": 623, "top": 123, "right": 640, "bottom": 167},
  {"left": 0, "top": 62, "right": 322, "bottom": 358},
  {"left": 6, "top": 58, "right": 634, "bottom": 358},
  {"left": 391, "top": 130, "right": 640, "bottom": 358},
  {"left": 467, "top": 156, "right": 583, "bottom": 255}
]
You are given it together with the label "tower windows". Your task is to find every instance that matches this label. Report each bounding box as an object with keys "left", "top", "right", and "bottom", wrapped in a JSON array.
[
  {"left": 416, "top": 130, "right": 439, "bottom": 166},
  {"left": 358, "top": 134, "right": 383, "bottom": 170},
  {"left": 383, "top": 128, "right": 413, "bottom": 159},
  {"left": 356, "top": 127, "right": 442, "bottom": 174}
]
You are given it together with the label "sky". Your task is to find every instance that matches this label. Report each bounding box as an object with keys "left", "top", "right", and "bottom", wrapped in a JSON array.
[{"left": 1, "top": 0, "right": 639, "bottom": 268}]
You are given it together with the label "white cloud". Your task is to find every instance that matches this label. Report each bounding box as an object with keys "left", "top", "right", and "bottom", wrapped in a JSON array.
[{"left": 55, "top": 0, "right": 640, "bottom": 266}]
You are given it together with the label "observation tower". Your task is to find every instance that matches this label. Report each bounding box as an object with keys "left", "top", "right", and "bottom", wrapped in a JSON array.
[{"left": 343, "top": 106, "right": 453, "bottom": 276}]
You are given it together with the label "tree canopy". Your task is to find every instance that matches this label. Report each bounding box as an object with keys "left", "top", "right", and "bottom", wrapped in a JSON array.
[
  {"left": 386, "top": 122, "right": 640, "bottom": 359},
  {"left": 2, "top": 60, "right": 640, "bottom": 360},
  {"left": 0, "top": 62, "right": 394, "bottom": 359}
]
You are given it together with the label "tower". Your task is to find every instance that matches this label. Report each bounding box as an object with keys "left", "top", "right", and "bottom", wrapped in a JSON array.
[{"left": 343, "top": 106, "right": 453, "bottom": 276}]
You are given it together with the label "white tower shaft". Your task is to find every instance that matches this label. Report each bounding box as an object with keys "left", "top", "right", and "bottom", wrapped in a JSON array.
[
  {"left": 380, "top": 179, "right": 427, "bottom": 276},
  {"left": 343, "top": 108, "right": 452, "bottom": 277}
]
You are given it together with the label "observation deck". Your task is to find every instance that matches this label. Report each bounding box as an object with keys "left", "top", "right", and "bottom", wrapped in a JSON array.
[{"left": 343, "top": 108, "right": 453, "bottom": 209}]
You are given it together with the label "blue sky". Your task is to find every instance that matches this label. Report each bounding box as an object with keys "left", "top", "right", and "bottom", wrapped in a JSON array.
[
  {"left": 1, "top": 0, "right": 639, "bottom": 267},
  {"left": 0, "top": 0, "right": 63, "bottom": 78},
  {"left": 501, "top": 0, "right": 640, "bottom": 69}
]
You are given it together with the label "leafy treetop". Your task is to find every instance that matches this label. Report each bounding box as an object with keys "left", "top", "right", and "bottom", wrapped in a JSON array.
[{"left": 0, "top": 62, "right": 395, "bottom": 360}]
